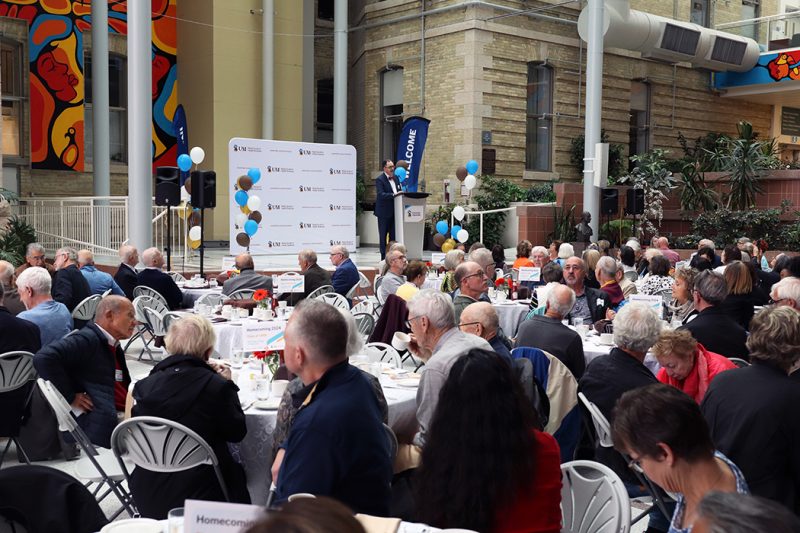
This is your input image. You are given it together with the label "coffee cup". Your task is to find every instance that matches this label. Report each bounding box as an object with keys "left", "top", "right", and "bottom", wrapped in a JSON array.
[
  {"left": 271, "top": 379, "right": 289, "bottom": 398},
  {"left": 278, "top": 301, "right": 287, "bottom": 309},
  {"left": 391, "top": 331, "right": 410, "bottom": 351},
  {"left": 600, "top": 333, "right": 614, "bottom": 345},
  {"left": 287, "top": 493, "right": 316, "bottom": 502}
]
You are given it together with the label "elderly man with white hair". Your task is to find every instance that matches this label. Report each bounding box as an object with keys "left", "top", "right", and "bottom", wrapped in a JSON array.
[
  {"left": 51, "top": 247, "right": 92, "bottom": 312},
  {"left": 770, "top": 277, "right": 800, "bottom": 311},
  {"left": 14, "top": 242, "right": 55, "bottom": 279},
  {"left": 458, "top": 301, "right": 511, "bottom": 361},
  {"left": 114, "top": 244, "right": 139, "bottom": 299},
  {"left": 279, "top": 249, "right": 332, "bottom": 306},
  {"left": 0, "top": 259, "right": 24, "bottom": 315},
  {"left": 17, "top": 266, "right": 73, "bottom": 347},
  {"left": 329, "top": 244, "right": 359, "bottom": 298},
  {"left": 377, "top": 248, "right": 407, "bottom": 303},
  {"left": 137, "top": 247, "right": 182, "bottom": 309},
  {"left": 78, "top": 249, "right": 124, "bottom": 296}
]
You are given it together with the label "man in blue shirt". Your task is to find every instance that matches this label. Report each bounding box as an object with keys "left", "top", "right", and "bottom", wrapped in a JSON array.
[
  {"left": 330, "top": 245, "right": 359, "bottom": 299},
  {"left": 78, "top": 250, "right": 124, "bottom": 296},
  {"left": 16, "top": 266, "right": 73, "bottom": 347},
  {"left": 457, "top": 302, "right": 512, "bottom": 361}
]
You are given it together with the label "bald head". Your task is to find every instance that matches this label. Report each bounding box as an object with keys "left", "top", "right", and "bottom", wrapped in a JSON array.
[
  {"left": 546, "top": 284, "right": 576, "bottom": 319},
  {"left": 94, "top": 296, "right": 137, "bottom": 341},
  {"left": 142, "top": 247, "right": 164, "bottom": 268},
  {"left": 119, "top": 245, "right": 139, "bottom": 267},
  {"left": 459, "top": 301, "right": 499, "bottom": 340},
  {"left": 77, "top": 249, "right": 94, "bottom": 267},
  {"left": 657, "top": 237, "right": 669, "bottom": 249},
  {"left": 235, "top": 253, "right": 254, "bottom": 270}
]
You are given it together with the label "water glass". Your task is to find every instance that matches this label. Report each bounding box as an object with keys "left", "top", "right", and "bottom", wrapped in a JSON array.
[
  {"left": 209, "top": 278, "right": 218, "bottom": 288},
  {"left": 255, "top": 376, "right": 270, "bottom": 400},
  {"left": 231, "top": 350, "right": 244, "bottom": 369},
  {"left": 168, "top": 507, "right": 184, "bottom": 533}
]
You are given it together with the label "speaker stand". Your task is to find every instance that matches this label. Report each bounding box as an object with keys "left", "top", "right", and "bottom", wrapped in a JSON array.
[
  {"left": 165, "top": 204, "right": 172, "bottom": 272},
  {"left": 199, "top": 208, "right": 205, "bottom": 277}
]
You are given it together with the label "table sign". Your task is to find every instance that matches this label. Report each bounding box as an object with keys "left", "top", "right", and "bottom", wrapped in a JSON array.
[
  {"left": 243, "top": 319, "right": 287, "bottom": 351},
  {"left": 221, "top": 256, "right": 236, "bottom": 272},
  {"left": 518, "top": 266, "right": 541, "bottom": 282},
  {"left": 184, "top": 499, "right": 265, "bottom": 533},
  {"left": 431, "top": 252, "right": 446, "bottom": 265},
  {"left": 629, "top": 294, "right": 663, "bottom": 316},
  {"left": 277, "top": 273, "right": 304, "bottom": 293}
]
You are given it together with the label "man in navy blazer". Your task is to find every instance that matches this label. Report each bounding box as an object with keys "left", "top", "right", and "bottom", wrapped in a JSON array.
[
  {"left": 137, "top": 247, "right": 183, "bottom": 310},
  {"left": 330, "top": 245, "right": 359, "bottom": 299},
  {"left": 373, "top": 160, "right": 401, "bottom": 259}
]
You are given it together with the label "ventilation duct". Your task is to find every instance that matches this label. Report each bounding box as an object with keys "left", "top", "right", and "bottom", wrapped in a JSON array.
[{"left": 578, "top": 1, "right": 760, "bottom": 72}]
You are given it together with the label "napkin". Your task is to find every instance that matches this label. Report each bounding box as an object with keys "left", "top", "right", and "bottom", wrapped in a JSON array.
[{"left": 356, "top": 514, "right": 401, "bottom": 533}]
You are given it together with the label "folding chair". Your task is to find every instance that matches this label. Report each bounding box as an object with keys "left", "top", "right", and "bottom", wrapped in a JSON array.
[
  {"left": 623, "top": 270, "right": 639, "bottom": 282},
  {"left": 347, "top": 271, "right": 373, "bottom": 302},
  {"left": 132, "top": 286, "right": 169, "bottom": 309},
  {"left": 228, "top": 288, "right": 256, "bottom": 300},
  {"left": 351, "top": 300, "right": 376, "bottom": 317},
  {"left": 373, "top": 276, "right": 385, "bottom": 304},
  {"left": 729, "top": 357, "right": 750, "bottom": 368},
  {"left": 195, "top": 292, "right": 224, "bottom": 308},
  {"left": 167, "top": 271, "right": 186, "bottom": 282},
  {"left": 307, "top": 284, "right": 335, "bottom": 299},
  {"left": 0, "top": 351, "right": 35, "bottom": 467},
  {"left": 111, "top": 416, "right": 230, "bottom": 504},
  {"left": 101, "top": 288, "right": 113, "bottom": 298},
  {"left": 126, "top": 296, "right": 169, "bottom": 360},
  {"left": 37, "top": 379, "right": 136, "bottom": 519},
  {"left": 71, "top": 294, "right": 102, "bottom": 322},
  {"left": 162, "top": 311, "right": 183, "bottom": 333},
  {"left": 561, "top": 460, "right": 631, "bottom": 533},
  {"left": 383, "top": 423, "right": 398, "bottom": 463},
  {"left": 362, "top": 342, "right": 402, "bottom": 368},
  {"left": 316, "top": 292, "right": 350, "bottom": 310},
  {"left": 353, "top": 313, "right": 375, "bottom": 339}
]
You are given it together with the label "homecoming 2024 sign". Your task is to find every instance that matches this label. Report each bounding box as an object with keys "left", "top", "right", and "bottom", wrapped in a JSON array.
[{"left": 228, "top": 138, "right": 356, "bottom": 255}]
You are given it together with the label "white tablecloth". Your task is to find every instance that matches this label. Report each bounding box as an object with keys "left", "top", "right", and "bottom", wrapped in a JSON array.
[
  {"left": 180, "top": 286, "right": 223, "bottom": 308},
  {"left": 211, "top": 318, "right": 288, "bottom": 359},
  {"left": 493, "top": 301, "right": 529, "bottom": 337},
  {"left": 581, "top": 333, "right": 661, "bottom": 375}
]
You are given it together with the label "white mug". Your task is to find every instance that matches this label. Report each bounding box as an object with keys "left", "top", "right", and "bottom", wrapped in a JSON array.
[
  {"left": 391, "top": 331, "right": 410, "bottom": 351},
  {"left": 600, "top": 333, "right": 614, "bottom": 345},
  {"left": 271, "top": 379, "right": 290, "bottom": 398}
]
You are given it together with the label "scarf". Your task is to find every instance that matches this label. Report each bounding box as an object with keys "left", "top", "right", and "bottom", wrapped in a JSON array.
[{"left": 664, "top": 346, "right": 710, "bottom": 403}]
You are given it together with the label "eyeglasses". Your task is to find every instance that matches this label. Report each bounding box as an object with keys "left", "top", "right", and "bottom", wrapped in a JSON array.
[
  {"left": 28, "top": 255, "right": 45, "bottom": 261},
  {"left": 458, "top": 321, "right": 480, "bottom": 330},
  {"left": 392, "top": 255, "right": 407, "bottom": 262},
  {"left": 627, "top": 457, "right": 644, "bottom": 474},
  {"left": 330, "top": 252, "right": 343, "bottom": 258},
  {"left": 405, "top": 315, "right": 424, "bottom": 329},
  {"left": 769, "top": 297, "right": 789, "bottom": 306},
  {"left": 463, "top": 271, "right": 487, "bottom": 281}
]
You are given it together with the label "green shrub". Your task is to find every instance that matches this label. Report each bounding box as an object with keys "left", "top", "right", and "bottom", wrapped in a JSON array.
[
  {"left": 525, "top": 182, "right": 556, "bottom": 203},
  {"left": 0, "top": 216, "right": 36, "bottom": 265},
  {"left": 691, "top": 204, "right": 791, "bottom": 248}
]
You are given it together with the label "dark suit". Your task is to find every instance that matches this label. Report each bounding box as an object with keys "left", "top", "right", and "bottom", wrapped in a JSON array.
[
  {"left": 113, "top": 263, "right": 138, "bottom": 300},
  {"left": 566, "top": 286, "right": 611, "bottom": 325},
  {"left": 0, "top": 306, "right": 41, "bottom": 354},
  {"left": 221, "top": 269, "right": 273, "bottom": 296},
  {"left": 374, "top": 172, "right": 400, "bottom": 259},
  {"left": 51, "top": 264, "right": 91, "bottom": 313},
  {"left": 332, "top": 258, "right": 359, "bottom": 298},
  {"left": 137, "top": 268, "right": 183, "bottom": 310},
  {"left": 515, "top": 315, "right": 585, "bottom": 379},
  {"left": 279, "top": 263, "right": 332, "bottom": 306},
  {"left": 679, "top": 306, "right": 749, "bottom": 360}
]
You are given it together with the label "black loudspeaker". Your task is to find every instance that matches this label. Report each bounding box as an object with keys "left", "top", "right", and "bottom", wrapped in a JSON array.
[
  {"left": 154, "top": 166, "right": 180, "bottom": 206},
  {"left": 191, "top": 170, "right": 216, "bottom": 208},
  {"left": 626, "top": 188, "right": 644, "bottom": 215},
  {"left": 601, "top": 188, "right": 618, "bottom": 215}
]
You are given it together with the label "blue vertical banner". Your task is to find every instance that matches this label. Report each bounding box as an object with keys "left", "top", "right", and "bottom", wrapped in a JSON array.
[
  {"left": 395, "top": 116, "right": 431, "bottom": 192},
  {"left": 172, "top": 104, "right": 189, "bottom": 185}
]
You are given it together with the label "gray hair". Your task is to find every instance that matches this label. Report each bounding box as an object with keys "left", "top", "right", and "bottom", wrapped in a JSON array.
[
  {"left": 596, "top": 256, "right": 617, "bottom": 279},
  {"left": 331, "top": 245, "right": 349, "bottom": 259},
  {"left": 407, "top": 289, "right": 455, "bottom": 330},
  {"left": 468, "top": 247, "right": 493, "bottom": 268},
  {"left": 288, "top": 299, "right": 348, "bottom": 362},
  {"left": 298, "top": 249, "right": 318, "bottom": 265},
  {"left": 119, "top": 244, "right": 138, "bottom": 263},
  {"left": 772, "top": 277, "right": 800, "bottom": 305},
  {"left": 558, "top": 242, "right": 575, "bottom": 259},
  {"left": 0, "top": 260, "right": 14, "bottom": 285},
  {"left": 613, "top": 302, "right": 663, "bottom": 353},
  {"left": 546, "top": 284, "right": 576, "bottom": 318},
  {"left": 644, "top": 247, "right": 663, "bottom": 262},
  {"left": 698, "top": 239, "right": 715, "bottom": 250},
  {"left": 444, "top": 249, "right": 465, "bottom": 271},
  {"left": 56, "top": 247, "right": 77, "bottom": 262},
  {"left": 697, "top": 491, "right": 800, "bottom": 533},
  {"left": 747, "top": 306, "right": 800, "bottom": 372},
  {"left": 388, "top": 242, "right": 407, "bottom": 255},
  {"left": 694, "top": 270, "right": 728, "bottom": 306},
  {"left": 15, "top": 266, "right": 52, "bottom": 296},
  {"left": 164, "top": 314, "right": 216, "bottom": 358},
  {"left": 625, "top": 240, "right": 641, "bottom": 252},
  {"left": 531, "top": 245, "right": 548, "bottom": 257},
  {"left": 26, "top": 243, "right": 45, "bottom": 257},
  {"left": 77, "top": 249, "right": 94, "bottom": 267},
  {"left": 337, "top": 307, "right": 364, "bottom": 356},
  {"left": 141, "top": 247, "right": 162, "bottom": 266}
]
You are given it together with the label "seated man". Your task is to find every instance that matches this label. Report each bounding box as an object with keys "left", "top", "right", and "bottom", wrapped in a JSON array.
[
  {"left": 770, "top": 277, "right": 800, "bottom": 312},
  {"left": 33, "top": 296, "right": 135, "bottom": 447},
  {"left": 0, "top": 282, "right": 41, "bottom": 354},
  {"left": 452, "top": 261, "right": 488, "bottom": 324},
  {"left": 275, "top": 299, "right": 392, "bottom": 515},
  {"left": 458, "top": 302, "right": 511, "bottom": 360},
  {"left": 51, "top": 247, "right": 92, "bottom": 313},
  {"left": 114, "top": 245, "right": 139, "bottom": 300},
  {"left": 17, "top": 267, "right": 73, "bottom": 347},
  {"left": 515, "top": 284, "right": 585, "bottom": 379},
  {"left": 222, "top": 252, "right": 273, "bottom": 296},
  {"left": 563, "top": 257, "right": 611, "bottom": 325},
  {"left": 330, "top": 245, "right": 359, "bottom": 298},
  {"left": 78, "top": 250, "right": 124, "bottom": 296},
  {"left": 377, "top": 249, "right": 407, "bottom": 303},
  {"left": 279, "top": 249, "right": 332, "bottom": 306},
  {"left": 0, "top": 260, "right": 24, "bottom": 315},
  {"left": 14, "top": 243, "right": 56, "bottom": 279},
  {"left": 137, "top": 247, "right": 183, "bottom": 310}
]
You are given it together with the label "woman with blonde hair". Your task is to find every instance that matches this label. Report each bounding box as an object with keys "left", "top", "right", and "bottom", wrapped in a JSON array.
[{"left": 582, "top": 249, "right": 601, "bottom": 289}]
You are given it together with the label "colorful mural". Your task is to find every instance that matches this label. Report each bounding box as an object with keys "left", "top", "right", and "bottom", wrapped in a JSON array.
[
  {"left": 0, "top": 0, "right": 178, "bottom": 172},
  {"left": 715, "top": 48, "right": 800, "bottom": 89}
]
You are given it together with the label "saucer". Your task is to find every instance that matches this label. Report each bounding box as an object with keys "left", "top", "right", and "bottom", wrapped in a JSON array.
[{"left": 254, "top": 398, "right": 281, "bottom": 410}]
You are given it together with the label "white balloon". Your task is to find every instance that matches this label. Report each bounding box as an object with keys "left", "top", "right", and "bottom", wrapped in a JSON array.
[
  {"left": 190, "top": 146, "right": 205, "bottom": 165},
  {"left": 188, "top": 225, "right": 202, "bottom": 241},
  {"left": 235, "top": 213, "right": 247, "bottom": 227},
  {"left": 457, "top": 229, "right": 469, "bottom": 243},
  {"left": 453, "top": 205, "right": 465, "bottom": 221},
  {"left": 464, "top": 174, "right": 477, "bottom": 190},
  {"left": 247, "top": 195, "right": 262, "bottom": 211}
]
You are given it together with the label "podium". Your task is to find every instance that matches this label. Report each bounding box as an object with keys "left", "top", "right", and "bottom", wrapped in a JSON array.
[{"left": 393, "top": 191, "right": 430, "bottom": 260}]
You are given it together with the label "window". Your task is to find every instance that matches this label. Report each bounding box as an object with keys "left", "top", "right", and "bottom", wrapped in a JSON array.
[
  {"left": 690, "top": 0, "right": 710, "bottom": 27},
  {"left": 315, "top": 78, "right": 333, "bottom": 143},
  {"left": 526, "top": 62, "right": 552, "bottom": 172},
  {"left": 629, "top": 81, "right": 650, "bottom": 168},
  {"left": 380, "top": 68, "right": 403, "bottom": 162},
  {"left": 1, "top": 40, "right": 24, "bottom": 158},
  {"left": 741, "top": 0, "right": 761, "bottom": 40},
  {"left": 84, "top": 53, "right": 128, "bottom": 164}
]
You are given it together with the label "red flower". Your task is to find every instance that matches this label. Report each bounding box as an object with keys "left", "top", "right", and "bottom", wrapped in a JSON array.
[
  {"left": 253, "top": 289, "right": 270, "bottom": 301},
  {"left": 495, "top": 278, "right": 508, "bottom": 288},
  {"left": 253, "top": 351, "right": 267, "bottom": 360}
]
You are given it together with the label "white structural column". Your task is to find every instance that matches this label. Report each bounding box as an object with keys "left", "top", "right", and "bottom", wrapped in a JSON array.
[
  {"left": 91, "top": 0, "right": 110, "bottom": 198},
  {"left": 127, "top": 0, "right": 153, "bottom": 252},
  {"left": 581, "top": 0, "right": 604, "bottom": 240},
  {"left": 333, "top": 0, "right": 347, "bottom": 144},
  {"left": 262, "top": 0, "right": 274, "bottom": 140}
]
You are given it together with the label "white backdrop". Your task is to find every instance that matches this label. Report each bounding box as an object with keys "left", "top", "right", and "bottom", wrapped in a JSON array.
[{"left": 228, "top": 138, "right": 356, "bottom": 255}]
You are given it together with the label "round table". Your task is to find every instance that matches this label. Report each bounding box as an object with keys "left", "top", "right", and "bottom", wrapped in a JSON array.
[
  {"left": 581, "top": 332, "right": 661, "bottom": 375},
  {"left": 492, "top": 301, "right": 530, "bottom": 337}
]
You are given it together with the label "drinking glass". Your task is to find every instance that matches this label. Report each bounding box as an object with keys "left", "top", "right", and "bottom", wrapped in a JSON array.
[
  {"left": 168, "top": 507, "right": 184, "bottom": 533},
  {"left": 255, "top": 376, "right": 270, "bottom": 400},
  {"left": 231, "top": 349, "right": 244, "bottom": 369}
]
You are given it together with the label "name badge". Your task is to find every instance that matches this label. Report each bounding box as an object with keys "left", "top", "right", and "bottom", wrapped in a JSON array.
[{"left": 115, "top": 369, "right": 123, "bottom": 382}]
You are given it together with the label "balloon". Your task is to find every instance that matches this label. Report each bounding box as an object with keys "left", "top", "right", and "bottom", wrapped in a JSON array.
[
  {"left": 188, "top": 211, "right": 201, "bottom": 227},
  {"left": 441, "top": 241, "right": 454, "bottom": 253},
  {"left": 244, "top": 219, "right": 259, "bottom": 237},
  {"left": 249, "top": 210, "right": 263, "bottom": 224},
  {"left": 464, "top": 174, "right": 477, "bottom": 190},
  {"left": 396, "top": 160, "right": 409, "bottom": 170},
  {"left": 457, "top": 229, "right": 469, "bottom": 243},
  {"left": 451, "top": 225, "right": 462, "bottom": 238},
  {"left": 247, "top": 195, "right": 262, "bottom": 211},
  {"left": 235, "top": 213, "right": 248, "bottom": 227},
  {"left": 184, "top": 180, "right": 191, "bottom": 194},
  {"left": 237, "top": 175, "right": 253, "bottom": 191},
  {"left": 453, "top": 206, "right": 465, "bottom": 221},
  {"left": 455, "top": 166, "right": 468, "bottom": 181},
  {"left": 435, "top": 220, "right": 449, "bottom": 236},
  {"left": 466, "top": 159, "right": 479, "bottom": 175},
  {"left": 445, "top": 238, "right": 457, "bottom": 247},
  {"left": 395, "top": 167, "right": 407, "bottom": 181},
  {"left": 235, "top": 190, "right": 249, "bottom": 207},
  {"left": 177, "top": 154, "right": 192, "bottom": 172},
  {"left": 248, "top": 167, "right": 261, "bottom": 184},
  {"left": 190, "top": 146, "right": 205, "bottom": 165},
  {"left": 236, "top": 233, "right": 251, "bottom": 247},
  {"left": 433, "top": 233, "right": 446, "bottom": 247},
  {"left": 240, "top": 205, "right": 251, "bottom": 215},
  {"left": 177, "top": 201, "right": 191, "bottom": 219},
  {"left": 188, "top": 225, "right": 202, "bottom": 241},
  {"left": 188, "top": 238, "right": 201, "bottom": 250}
]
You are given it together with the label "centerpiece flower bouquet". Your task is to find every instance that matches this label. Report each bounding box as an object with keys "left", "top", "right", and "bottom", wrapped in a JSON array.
[{"left": 253, "top": 350, "right": 281, "bottom": 377}]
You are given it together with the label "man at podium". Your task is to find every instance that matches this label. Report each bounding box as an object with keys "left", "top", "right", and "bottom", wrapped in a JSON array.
[{"left": 374, "top": 160, "right": 401, "bottom": 260}]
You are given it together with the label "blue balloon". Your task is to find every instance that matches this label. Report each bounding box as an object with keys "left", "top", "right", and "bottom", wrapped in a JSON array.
[
  {"left": 395, "top": 167, "right": 407, "bottom": 181},
  {"left": 451, "top": 225, "right": 462, "bottom": 238},
  {"left": 248, "top": 167, "right": 261, "bottom": 184},
  {"left": 177, "top": 154, "right": 192, "bottom": 172},
  {"left": 465, "top": 159, "right": 479, "bottom": 175},
  {"left": 235, "top": 190, "right": 249, "bottom": 207},
  {"left": 244, "top": 219, "right": 259, "bottom": 237},
  {"left": 436, "top": 220, "right": 449, "bottom": 236}
]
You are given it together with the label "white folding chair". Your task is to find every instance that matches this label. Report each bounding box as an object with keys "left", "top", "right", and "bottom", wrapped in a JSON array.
[
  {"left": 729, "top": 357, "right": 750, "bottom": 368},
  {"left": 351, "top": 300, "right": 376, "bottom": 318},
  {"left": 373, "top": 276, "right": 385, "bottom": 304},
  {"left": 111, "top": 416, "right": 230, "bottom": 503},
  {"left": 316, "top": 292, "right": 350, "bottom": 310},
  {"left": 495, "top": 267, "right": 505, "bottom": 280},
  {"left": 362, "top": 342, "right": 402, "bottom": 368},
  {"left": 623, "top": 270, "right": 639, "bottom": 282},
  {"left": 167, "top": 271, "right": 186, "bottom": 282},
  {"left": 162, "top": 311, "right": 183, "bottom": 333},
  {"left": 561, "top": 460, "right": 631, "bottom": 533},
  {"left": 0, "top": 351, "right": 35, "bottom": 467},
  {"left": 307, "top": 284, "right": 335, "bottom": 299},
  {"left": 143, "top": 307, "right": 167, "bottom": 337},
  {"left": 72, "top": 294, "right": 102, "bottom": 322},
  {"left": 383, "top": 423, "right": 398, "bottom": 463},
  {"left": 101, "top": 288, "right": 112, "bottom": 298},
  {"left": 195, "top": 292, "right": 224, "bottom": 308},
  {"left": 37, "top": 379, "right": 136, "bottom": 518},
  {"left": 127, "top": 296, "right": 169, "bottom": 360},
  {"left": 347, "top": 271, "right": 373, "bottom": 302},
  {"left": 133, "top": 286, "right": 169, "bottom": 309},
  {"left": 352, "top": 313, "right": 375, "bottom": 339},
  {"left": 228, "top": 288, "right": 256, "bottom": 300}
]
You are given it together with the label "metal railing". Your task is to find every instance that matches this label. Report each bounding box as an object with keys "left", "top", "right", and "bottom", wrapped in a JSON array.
[
  {"left": 716, "top": 11, "right": 800, "bottom": 51},
  {"left": 451, "top": 206, "right": 517, "bottom": 244}
]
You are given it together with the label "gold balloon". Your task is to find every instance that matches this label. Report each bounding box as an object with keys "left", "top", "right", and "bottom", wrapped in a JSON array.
[
  {"left": 240, "top": 205, "right": 251, "bottom": 215},
  {"left": 445, "top": 238, "right": 457, "bottom": 247},
  {"left": 188, "top": 238, "right": 201, "bottom": 250},
  {"left": 441, "top": 242, "right": 455, "bottom": 253},
  {"left": 176, "top": 201, "right": 191, "bottom": 220}
]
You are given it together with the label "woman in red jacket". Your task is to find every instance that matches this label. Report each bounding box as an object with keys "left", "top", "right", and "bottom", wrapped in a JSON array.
[
  {"left": 414, "top": 348, "right": 562, "bottom": 533},
  {"left": 652, "top": 329, "right": 737, "bottom": 403}
]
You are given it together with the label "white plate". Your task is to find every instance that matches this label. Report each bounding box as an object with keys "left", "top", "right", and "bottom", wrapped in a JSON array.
[
  {"left": 396, "top": 378, "right": 420, "bottom": 388},
  {"left": 101, "top": 518, "right": 162, "bottom": 533},
  {"left": 254, "top": 398, "right": 282, "bottom": 410}
]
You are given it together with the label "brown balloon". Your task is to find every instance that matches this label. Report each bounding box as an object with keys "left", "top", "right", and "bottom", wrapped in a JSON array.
[
  {"left": 456, "top": 166, "right": 468, "bottom": 181},
  {"left": 236, "top": 233, "right": 251, "bottom": 247},
  {"left": 249, "top": 210, "right": 262, "bottom": 224},
  {"left": 433, "top": 233, "right": 446, "bottom": 247},
  {"left": 184, "top": 180, "right": 192, "bottom": 194},
  {"left": 237, "top": 175, "right": 253, "bottom": 191},
  {"left": 396, "top": 160, "right": 409, "bottom": 170},
  {"left": 188, "top": 211, "right": 201, "bottom": 227}
]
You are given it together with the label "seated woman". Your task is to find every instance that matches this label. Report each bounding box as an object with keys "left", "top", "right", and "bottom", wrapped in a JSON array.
[
  {"left": 129, "top": 314, "right": 250, "bottom": 518},
  {"left": 583, "top": 249, "right": 601, "bottom": 289},
  {"left": 612, "top": 383, "right": 749, "bottom": 533},
  {"left": 721, "top": 261, "right": 755, "bottom": 330},
  {"left": 440, "top": 249, "right": 465, "bottom": 293},
  {"left": 640, "top": 255, "right": 674, "bottom": 296},
  {"left": 512, "top": 240, "right": 534, "bottom": 269},
  {"left": 414, "top": 349, "right": 562, "bottom": 533},
  {"left": 670, "top": 267, "right": 698, "bottom": 324},
  {"left": 396, "top": 260, "right": 428, "bottom": 301},
  {"left": 652, "top": 329, "right": 736, "bottom": 403}
]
